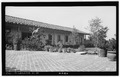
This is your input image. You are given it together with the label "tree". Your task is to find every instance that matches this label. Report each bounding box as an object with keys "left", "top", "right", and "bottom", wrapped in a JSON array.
[
  {"left": 71, "top": 26, "right": 80, "bottom": 45},
  {"left": 6, "top": 30, "right": 21, "bottom": 50},
  {"left": 97, "top": 27, "right": 109, "bottom": 48},
  {"left": 88, "top": 17, "right": 109, "bottom": 48},
  {"left": 22, "top": 27, "right": 46, "bottom": 51}
]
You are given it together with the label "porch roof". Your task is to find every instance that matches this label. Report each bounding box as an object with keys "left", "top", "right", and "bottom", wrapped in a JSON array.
[{"left": 5, "top": 15, "right": 90, "bottom": 35}]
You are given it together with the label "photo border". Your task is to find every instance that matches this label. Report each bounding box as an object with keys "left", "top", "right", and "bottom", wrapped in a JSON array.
[{"left": 2, "top": 1, "right": 119, "bottom": 76}]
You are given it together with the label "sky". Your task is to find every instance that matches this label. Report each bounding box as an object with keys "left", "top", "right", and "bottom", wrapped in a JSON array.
[{"left": 6, "top": 6, "right": 116, "bottom": 40}]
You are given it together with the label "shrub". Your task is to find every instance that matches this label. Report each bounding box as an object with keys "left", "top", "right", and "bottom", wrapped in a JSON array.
[
  {"left": 78, "top": 45, "right": 86, "bottom": 51},
  {"left": 6, "top": 44, "right": 13, "bottom": 50},
  {"left": 71, "top": 48, "right": 77, "bottom": 53},
  {"left": 107, "top": 38, "right": 116, "bottom": 51},
  {"left": 63, "top": 45, "right": 79, "bottom": 49},
  {"left": 6, "top": 30, "right": 21, "bottom": 50},
  {"left": 44, "top": 45, "right": 52, "bottom": 51},
  {"left": 84, "top": 40, "right": 94, "bottom": 48},
  {"left": 46, "top": 39, "right": 52, "bottom": 45},
  {"left": 22, "top": 36, "right": 45, "bottom": 51},
  {"left": 66, "top": 47, "right": 73, "bottom": 53},
  {"left": 58, "top": 48, "right": 62, "bottom": 53},
  {"left": 49, "top": 46, "right": 55, "bottom": 52},
  {"left": 53, "top": 47, "right": 59, "bottom": 52},
  {"left": 22, "top": 27, "right": 46, "bottom": 51}
]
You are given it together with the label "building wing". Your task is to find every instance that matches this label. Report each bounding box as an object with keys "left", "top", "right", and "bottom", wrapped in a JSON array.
[{"left": 5, "top": 15, "right": 90, "bottom": 35}]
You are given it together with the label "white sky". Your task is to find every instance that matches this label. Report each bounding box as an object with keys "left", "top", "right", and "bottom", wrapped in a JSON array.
[{"left": 6, "top": 6, "right": 116, "bottom": 40}]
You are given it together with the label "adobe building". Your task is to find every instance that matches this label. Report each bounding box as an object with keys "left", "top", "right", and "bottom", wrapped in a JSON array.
[{"left": 5, "top": 15, "right": 89, "bottom": 45}]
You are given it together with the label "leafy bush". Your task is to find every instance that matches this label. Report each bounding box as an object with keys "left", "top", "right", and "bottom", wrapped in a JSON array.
[
  {"left": 63, "top": 45, "right": 79, "bottom": 49},
  {"left": 6, "top": 30, "right": 22, "bottom": 50},
  {"left": 46, "top": 39, "right": 52, "bottom": 45},
  {"left": 70, "top": 48, "right": 77, "bottom": 53},
  {"left": 66, "top": 47, "right": 76, "bottom": 53},
  {"left": 21, "top": 27, "right": 46, "bottom": 51},
  {"left": 62, "top": 48, "right": 67, "bottom": 53},
  {"left": 107, "top": 38, "right": 116, "bottom": 51},
  {"left": 22, "top": 36, "right": 45, "bottom": 51},
  {"left": 44, "top": 45, "right": 52, "bottom": 51},
  {"left": 6, "top": 44, "right": 13, "bottom": 50},
  {"left": 66, "top": 47, "right": 71, "bottom": 53},
  {"left": 53, "top": 47, "right": 59, "bottom": 52},
  {"left": 84, "top": 40, "right": 94, "bottom": 48},
  {"left": 77, "top": 45, "right": 86, "bottom": 51}
]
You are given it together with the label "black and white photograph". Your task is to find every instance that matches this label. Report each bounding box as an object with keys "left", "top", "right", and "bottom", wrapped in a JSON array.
[{"left": 2, "top": 2, "right": 118, "bottom": 75}]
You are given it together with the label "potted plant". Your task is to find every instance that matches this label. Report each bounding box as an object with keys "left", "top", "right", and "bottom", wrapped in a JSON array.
[
  {"left": 107, "top": 38, "right": 116, "bottom": 61},
  {"left": 98, "top": 48, "right": 107, "bottom": 57},
  {"left": 107, "top": 51, "right": 116, "bottom": 61},
  {"left": 98, "top": 40, "right": 108, "bottom": 57}
]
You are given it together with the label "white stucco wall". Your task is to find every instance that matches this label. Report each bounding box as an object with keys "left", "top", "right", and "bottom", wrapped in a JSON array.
[{"left": 10, "top": 25, "right": 85, "bottom": 45}]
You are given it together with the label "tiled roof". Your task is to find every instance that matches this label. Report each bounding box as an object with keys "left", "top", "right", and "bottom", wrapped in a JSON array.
[{"left": 5, "top": 15, "right": 89, "bottom": 35}]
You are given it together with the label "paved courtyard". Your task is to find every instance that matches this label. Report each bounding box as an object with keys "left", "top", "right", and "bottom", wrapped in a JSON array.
[{"left": 5, "top": 50, "right": 116, "bottom": 72}]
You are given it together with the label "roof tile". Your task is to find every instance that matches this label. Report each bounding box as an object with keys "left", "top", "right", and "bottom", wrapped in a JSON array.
[{"left": 5, "top": 15, "right": 89, "bottom": 34}]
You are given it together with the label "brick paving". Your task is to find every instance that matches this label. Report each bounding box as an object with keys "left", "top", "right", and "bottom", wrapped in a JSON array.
[{"left": 5, "top": 50, "right": 116, "bottom": 72}]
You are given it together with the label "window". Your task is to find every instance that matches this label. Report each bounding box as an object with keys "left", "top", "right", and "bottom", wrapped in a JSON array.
[
  {"left": 80, "top": 37, "right": 83, "bottom": 44},
  {"left": 47, "top": 34, "right": 52, "bottom": 45},
  {"left": 65, "top": 35, "right": 68, "bottom": 42},
  {"left": 57, "top": 35, "right": 61, "bottom": 42},
  {"left": 48, "top": 34, "right": 52, "bottom": 41}
]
